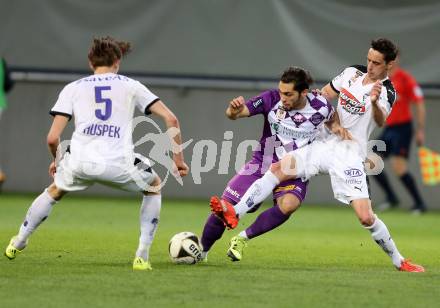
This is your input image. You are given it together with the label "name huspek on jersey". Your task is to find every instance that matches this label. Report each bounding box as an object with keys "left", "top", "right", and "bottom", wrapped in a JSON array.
[{"left": 82, "top": 123, "right": 121, "bottom": 138}]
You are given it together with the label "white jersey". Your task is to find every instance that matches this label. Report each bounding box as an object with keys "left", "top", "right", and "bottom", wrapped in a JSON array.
[
  {"left": 50, "top": 73, "right": 159, "bottom": 165},
  {"left": 330, "top": 65, "right": 396, "bottom": 157}
]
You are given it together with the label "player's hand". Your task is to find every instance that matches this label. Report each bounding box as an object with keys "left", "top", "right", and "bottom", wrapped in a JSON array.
[
  {"left": 311, "top": 88, "right": 322, "bottom": 96},
  {"left": 175, "top": 161, "right": 189, "bottom": 177},
  {"left": 48, "top": 161, "right": 57, "bottom": 178},
  {"left": 416, "top": 129, "right": 425, "bottom": 147},
  {"left": 333, "top": 126, "right": 353, "bottom": 140},
  {"left": 370, "top": 80, "right": 382, "bottom": 104},
  {"left": 229, "top": 96, "right": 245, "bottom": 114}
]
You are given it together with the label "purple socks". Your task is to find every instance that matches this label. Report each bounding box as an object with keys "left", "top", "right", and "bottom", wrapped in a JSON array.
[
  {"left": 245, "top": 205, "right": 290, "bottom": 239},
  {"left": 200, "top": 214, "right": 226, "bottom": 252}
]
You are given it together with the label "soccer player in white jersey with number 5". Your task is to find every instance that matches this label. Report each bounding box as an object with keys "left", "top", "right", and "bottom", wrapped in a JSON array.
[
  {"left": 212, "top": 38, "right": 424, "bottom": 272},
  {"left": 4, "top": 37, "right": 189, "bottom": 271}
]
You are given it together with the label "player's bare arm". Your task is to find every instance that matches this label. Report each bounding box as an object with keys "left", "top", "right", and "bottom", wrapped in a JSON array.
[
  {"left": 370, "top": 80, "right": 387, "bottom": 127},
  {"left": 226, "top": 96, "right": 250, "bottom": 120},
  {"left": 47, "top": 115, "right": 69, "bottom": 177},
  {"left": 320, "top": 83, "right": 339, "bottom": 101},
  {"left": 149, "top": 100, "right": 189, "bottom": 176}
]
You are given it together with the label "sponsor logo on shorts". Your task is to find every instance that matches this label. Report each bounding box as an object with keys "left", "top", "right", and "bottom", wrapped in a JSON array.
[
  {"left": 344, "top": 168, "right": 363, "bottom": 177},
  {"left": 346, "top": 179, "right": 362, "bottom": 185},
  {"left": 225, "top": 186, "right": 241, "bottom": 199},
  {"left": 274, "top": 184, "right": 297, "bottom": 193}
]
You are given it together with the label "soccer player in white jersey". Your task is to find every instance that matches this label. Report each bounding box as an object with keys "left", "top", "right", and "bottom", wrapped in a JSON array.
[
  {"left": 201, "top": 67, "right": 349, "bottom": 261},
  {"left": 211, "top": 38, "right": 424, "bottom": 272},
  {"left": 4, "top": 37, "right": 189, "bottom": 271}
]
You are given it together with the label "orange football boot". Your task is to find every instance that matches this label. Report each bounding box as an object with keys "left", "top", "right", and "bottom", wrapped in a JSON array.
[
  {"left": 398, "top": 259, "right": 425, "bottom": 273},
  {"left": 210, "top": 196, "right": 238, "bottom": 229}
]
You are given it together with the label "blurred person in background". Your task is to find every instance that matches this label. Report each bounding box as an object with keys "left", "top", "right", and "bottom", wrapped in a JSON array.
[
  {"left": 373, "top": 51, "right": 427, "bottom": 214},
  {"left": 0, "top": 57, "right": 15, "bottom": 191}
]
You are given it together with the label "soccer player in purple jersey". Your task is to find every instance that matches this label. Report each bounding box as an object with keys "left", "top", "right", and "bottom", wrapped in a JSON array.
[
  {"left": 200, "top": 67, "right": 348, "bottom": 261},
  {"left": 212, "top": 39, "right": 424, "bottom": 272}
]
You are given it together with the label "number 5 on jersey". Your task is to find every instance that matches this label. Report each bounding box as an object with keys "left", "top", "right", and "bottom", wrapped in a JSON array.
[{"left": 95, "top": 86, "right": 112, "bottom": 120}]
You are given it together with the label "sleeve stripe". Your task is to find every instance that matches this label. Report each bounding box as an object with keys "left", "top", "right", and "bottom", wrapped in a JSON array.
[
  {"left": 49, "top": 111, "right": 72, "bottom": 121},
  {"left": 330, "top": 81, "right": 340, "bottom": 94},
  {"left": 144, "top": 98, "right": 161, "bottom": 115}
]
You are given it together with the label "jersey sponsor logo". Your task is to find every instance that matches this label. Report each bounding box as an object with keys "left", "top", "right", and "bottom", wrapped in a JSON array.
[
  {"left": 344, "top": 168, "right": 363, "bottom": 177},
  {"left": 270, "top": 122, "right": 316, "bottom": 139},
  {"left": 253, "top": 98, "right": 263, "bottom": 108},
  {"left": 83, "top": 123, "right": 121, "bottom": 138},
  {"left": 339, "top": 88, "right": 366, "bottom": 115}
]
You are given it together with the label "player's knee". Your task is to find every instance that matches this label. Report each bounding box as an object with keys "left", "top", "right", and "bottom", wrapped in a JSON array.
[
  {"left": 144, "top": 176, "right": 161, "bottom": 195},
  {"left": 270, "top": 158, "right": 295, "bottom": 182},
  {"left": 358, "top": 213, "right": 375, "bottom": 227},
  {"left": 269, "top": 162, "right": 284, "bottom": 179},
  {"left": 277, "top": 194, "right": 301, "bottom": 215},
  {"left": 47, "top": 183, "right": 66, "bottom": 201}
]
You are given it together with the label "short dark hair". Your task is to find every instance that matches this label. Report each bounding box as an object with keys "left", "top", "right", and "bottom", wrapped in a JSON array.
[
  {"left": 88, "top": 36, "right": 132, "bottom": 68},
  {"left": 371, "top": 38, "right": 398, "bottom": 63},
  {"left": 280, "top": 67, "right": 313, "bottom": 92}
]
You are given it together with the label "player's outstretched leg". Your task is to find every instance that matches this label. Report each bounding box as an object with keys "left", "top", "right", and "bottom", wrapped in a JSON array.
[
  {"left": 210, "top": 196, "right": 238, "bottom": 229},
  {"left": 353, "top": 199, "right": 425, "bottom": 272},
  {"left": 233, "top": 170, "right": 281, "bottom": 219},
  {"left": 133, "top": 194, "right": 161, "bottom": 271},
  {"left": 4, "top": 188, "right": 58, "bottom": 260},
  {"left": 200, "top": 213, "right": 227, "bottom": 261},
  {"left": 366, "top": 215, "right": 424, "bottom": 272}
]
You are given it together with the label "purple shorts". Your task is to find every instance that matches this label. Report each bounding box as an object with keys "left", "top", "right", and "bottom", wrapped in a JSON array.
[{"left": 222, "top": 157, "right": 308, "bottom": 212}]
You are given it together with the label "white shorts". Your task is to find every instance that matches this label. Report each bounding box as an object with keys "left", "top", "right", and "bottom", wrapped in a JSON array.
[
  {"left": 54, "top": 152, "right": 156, "bottom": 192},
  {"left": 290, "top": 138, "right": 369, "bottom": 204}
]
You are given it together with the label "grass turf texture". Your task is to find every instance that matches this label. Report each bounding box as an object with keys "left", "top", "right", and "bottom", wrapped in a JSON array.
[{"left": 1, "top": 193, "right": 439, "bottom": 307}]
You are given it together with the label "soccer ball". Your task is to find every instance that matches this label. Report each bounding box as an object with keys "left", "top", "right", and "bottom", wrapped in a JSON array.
[{"left": 168, "top": 231, "right": 203, "bottom": 264}]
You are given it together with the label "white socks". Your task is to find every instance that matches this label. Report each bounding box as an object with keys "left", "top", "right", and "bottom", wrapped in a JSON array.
[
  {"left": 234, "top": 171, "right": 280, "bottom": 218},
  {"left": 136, "top": 194, "right": 161, "bottom": 260},
  {"left": 15, "top": 189, "right": 57, "bottom": 249},
  {"left": 238, "top": 231, "right": 249, "bottom": 240},
  {"left": 365, "top": 215, "right": 404, "bottom": 268}
]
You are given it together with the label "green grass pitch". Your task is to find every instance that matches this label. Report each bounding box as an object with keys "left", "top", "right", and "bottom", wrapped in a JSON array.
[{"left": 1, "top": 193, "right": 439, "bottom": 307}]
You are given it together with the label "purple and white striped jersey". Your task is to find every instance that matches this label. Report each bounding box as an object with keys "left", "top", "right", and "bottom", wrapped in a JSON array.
[{"left": 245, "top": 89, "right": 334, "bottom": 161}]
